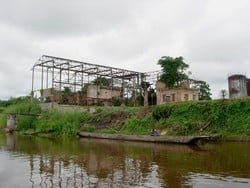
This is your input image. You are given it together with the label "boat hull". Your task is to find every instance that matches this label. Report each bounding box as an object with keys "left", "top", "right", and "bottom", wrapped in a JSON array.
[{"left": 78, "top": 132, "right": 211, "bottom": 144}]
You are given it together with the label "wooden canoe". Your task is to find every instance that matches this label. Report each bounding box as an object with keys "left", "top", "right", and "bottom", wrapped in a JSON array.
[{"left": 78, "top": 132, "right": 212, "bottom": 144}]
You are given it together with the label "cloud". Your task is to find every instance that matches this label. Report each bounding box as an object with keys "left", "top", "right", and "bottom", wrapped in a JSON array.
[
  {"left": 0, "top": 0, "right": 142, "bottom": 37},
  {"left": 0, "top": 23, "right": 38, "bottom": 99},
  {"left": 0, "top": 0, "right": 250, "bottom": 99}
]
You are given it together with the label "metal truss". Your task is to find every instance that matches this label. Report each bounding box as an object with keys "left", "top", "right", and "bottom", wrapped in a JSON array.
[
  {"left": 143, "top": 70, "right": 162, "bottom": 88},
  {"left": 31, "top": 55, "right": 143, "bottom": 102}
]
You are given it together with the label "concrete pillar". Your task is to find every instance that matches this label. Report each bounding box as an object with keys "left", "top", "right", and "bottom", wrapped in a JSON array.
[
  {"left": 6, "top": 114, "right": 17, "bottom": 132},
  {"left": 144, "top": 89, "right": 148, "bottom": 106}
]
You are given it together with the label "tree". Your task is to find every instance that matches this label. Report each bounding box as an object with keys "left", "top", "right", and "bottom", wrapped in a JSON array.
[
  {"left": 158, "top": 56, "right": 189, "bottom": 88},
  {"left": 220, "top": 89, "right": 227, "bottom": 99},
  {"left": 198, "top": 81, "right": 212, "bottom": 100},
  {"left": 92, "top": 77, "right": 111, "bottom": 87},
  {"left": 63, "top": 87, "right": 71, "bottom": 94}
]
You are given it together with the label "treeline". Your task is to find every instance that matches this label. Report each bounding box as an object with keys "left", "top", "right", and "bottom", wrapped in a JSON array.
[{"left": 0, "top": 96, "right": 31, "bottom": 107}]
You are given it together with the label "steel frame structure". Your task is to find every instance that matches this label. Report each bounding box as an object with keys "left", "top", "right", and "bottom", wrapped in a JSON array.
[
  {"left": 143, "top": 70, "right": 162, "bottom": 88},
  {"left": 31, "top": 55, "right": 143, "bottom": 103}
]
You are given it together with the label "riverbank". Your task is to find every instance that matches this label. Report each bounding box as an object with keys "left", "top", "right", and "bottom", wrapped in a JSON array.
[{"left": 0, "top": 97, "right": 249, "bottom": 140}]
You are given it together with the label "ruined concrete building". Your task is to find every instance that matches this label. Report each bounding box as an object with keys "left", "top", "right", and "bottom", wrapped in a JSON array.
[{"left": 156, "top": 81, "right": 199, "bottom": 104}]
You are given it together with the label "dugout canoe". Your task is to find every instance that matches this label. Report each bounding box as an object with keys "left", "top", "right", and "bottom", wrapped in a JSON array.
[{"left": 78, "top": 132, "right": 213, "bottom": 144}]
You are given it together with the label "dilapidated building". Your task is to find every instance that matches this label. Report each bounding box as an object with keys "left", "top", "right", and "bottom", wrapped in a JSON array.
[
  {"left": 32, "top": 55, "right": 203, "bottom": 106},
  {"left": 156, "top": 81, "right": 199, "bottom": 104}
]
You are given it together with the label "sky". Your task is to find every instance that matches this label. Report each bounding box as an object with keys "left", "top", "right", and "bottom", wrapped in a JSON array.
[{"left": 0, "top": 0, "right": 250, "bottom": 100}]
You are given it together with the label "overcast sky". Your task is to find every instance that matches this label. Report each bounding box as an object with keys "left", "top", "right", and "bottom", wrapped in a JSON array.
[{"left": 0, "top": 0, "right": 250, "bottom": 100}]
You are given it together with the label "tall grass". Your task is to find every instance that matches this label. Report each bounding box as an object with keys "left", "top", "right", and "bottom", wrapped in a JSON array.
[{"left": 34, "top": 110, "right": 92, "bottom": 136}]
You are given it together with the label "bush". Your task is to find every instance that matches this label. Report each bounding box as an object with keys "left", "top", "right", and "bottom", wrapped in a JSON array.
[
  {"left": 112, "top": 97, "right": 123, "bottom": 106},
  {"left": 152, "top": 104, "right": 173, "bottom": 120},
  {"left": 120, "top": 115, "right": 156, "bottom": 135},
  {"left": 35, "top": 111, "right": 92, "bottom": 136}
]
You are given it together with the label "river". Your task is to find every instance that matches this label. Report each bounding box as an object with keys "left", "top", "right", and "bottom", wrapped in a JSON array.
[{"left": 0, "top": 132, "right": 249, "bottom": 188}]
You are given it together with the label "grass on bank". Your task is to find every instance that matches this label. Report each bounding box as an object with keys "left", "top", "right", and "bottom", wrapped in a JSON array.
[
  {"left": 1, "top": 97, "right": 250, "bottom": 138},
  {"left": 95, "top": 98, "right": 250, "bottom": 137},
  {"left": 151, "top": 98, "right": 250, "bottom": 137},
  {"left": 34, "top": 110, "right": 92, "bottom": 136}
]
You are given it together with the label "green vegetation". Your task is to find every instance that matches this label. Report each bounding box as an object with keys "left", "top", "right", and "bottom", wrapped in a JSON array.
[
  {"left": 152, "top": 98, "right": 250, "bottom": 137},
  {"left": 34, "top": 111, "right": 91, "bottom": 136},
  {"left": 111, "top": 97, "right": 123, "bottom": 106},
  {"left": 0, "top": 97, "right": 91, "bottom": 136},
  {"left": 0, "top": 97, "right": 249, "bottom": 139},
  {"left": 157, "top": 56, "right": 212, "bottom": 100},
  {"left": 220, "top": 89, "right": 228, "bottom": 99},
  {"left": 197, "top": 81, "right": 212, "bottom": 100},
  {"left": 92, "top": 77, "right": 112, "bottom": 86},
  {"left": 0, "top": 96, "right": 31, "bottom": 107},
  {"left": 0, "top": 97, "right": 41, "bottom": 130},
  {"left": 158, "top": 56, "right": 189, "bottom": 88},
  {"left": 119, "top": 115, "right": 156, "bottom": 135}
]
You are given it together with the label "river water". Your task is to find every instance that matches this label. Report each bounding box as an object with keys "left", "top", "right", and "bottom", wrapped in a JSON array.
[{"left": 0, "top": 132, "right": 249, "bottom": 188}]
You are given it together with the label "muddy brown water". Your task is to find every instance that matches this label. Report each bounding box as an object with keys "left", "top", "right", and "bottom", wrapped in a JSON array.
[{"left": 0, "top": 132, "right": 249, "bottom": 188}]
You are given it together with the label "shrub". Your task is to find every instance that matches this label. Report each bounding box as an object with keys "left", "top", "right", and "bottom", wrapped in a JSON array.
[
  {"left": 120, "top": 115, "right": 156, "bottom": 135},
  {"left": 112, "top": 97, "right": 122, "bottom": 106},
  {"left": 152, "top": 104, "right": 173, "bottom": 120}
]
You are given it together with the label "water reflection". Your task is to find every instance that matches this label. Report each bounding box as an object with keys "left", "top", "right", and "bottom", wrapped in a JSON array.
[
  {"left": 0, "top": 132, "right": 249, "bottom": 188},
  {"left": 6, "top": 133, "right": 16, "bottom": 151}
]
